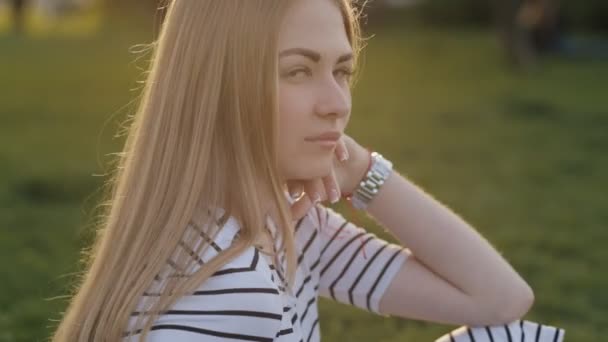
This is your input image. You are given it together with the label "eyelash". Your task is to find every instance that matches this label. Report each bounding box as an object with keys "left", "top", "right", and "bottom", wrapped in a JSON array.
[{"left": 288, "top": 68, "right": 354, "bottom": 79}]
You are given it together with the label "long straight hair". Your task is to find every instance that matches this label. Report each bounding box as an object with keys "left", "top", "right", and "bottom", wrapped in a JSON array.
[{"left": 51, "top": 0, "right": 365, "bottom": 340}]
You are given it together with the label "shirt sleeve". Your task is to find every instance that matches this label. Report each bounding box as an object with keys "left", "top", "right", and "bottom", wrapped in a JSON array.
[
  {"left": 315, "top": 204, "right": 412, "bottom": 316},
  {"left": 124, "top": 247, "right": 284, "bottom": 342},
  {"left": 434, "top": 319, "right": 565, "bottom": 342}
]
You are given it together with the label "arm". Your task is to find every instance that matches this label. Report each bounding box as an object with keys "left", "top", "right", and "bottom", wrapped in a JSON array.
[
  {"left": 343, "top": 147, "right": 534, "bottom": 325},
  {"left": 313, "top": 204, "right": 411, "bottom": 316}
]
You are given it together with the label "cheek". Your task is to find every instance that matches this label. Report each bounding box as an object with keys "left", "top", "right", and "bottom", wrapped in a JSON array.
[
  {"left": 277, "top": 91, "right": 309, "bottom": 152},
  {"left": 277, "top": 127, "right": 334, "bottom": 180},
  {"left": 277, "top": 116, "right": 303, "bottom": 161},
  {"left": 277, "top": 88, "right": 333, "bottom": 178}
]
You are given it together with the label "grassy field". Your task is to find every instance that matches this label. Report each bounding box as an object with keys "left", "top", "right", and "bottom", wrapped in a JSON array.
[{"left": 1, "top": 11, "right": 606, "bottom": 342}]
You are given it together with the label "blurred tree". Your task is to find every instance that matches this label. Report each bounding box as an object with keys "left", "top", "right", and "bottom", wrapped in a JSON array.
[
  {"left": 492, "top": 0, "right": 537, "bottom": 69},
  {"left": 102, "top": 0, "right": 166, "bottom": 37},
  {"left": 360, "top": 0, "right": 607, "bottom": 32},
  {"left": 416, "top": 0, "right": 491, "bottom": 26},
  {"left": 10, "top": 0, "right": 27, "bottom": 34},
  {"left": 518, "top": 0, "right": 563, "bottom": 53},
  {"left": 561, "top": 1, "right": 608, "bottom": 32},
  {"left": 493, "top": 0, "right": 565, "bottom": 69}
]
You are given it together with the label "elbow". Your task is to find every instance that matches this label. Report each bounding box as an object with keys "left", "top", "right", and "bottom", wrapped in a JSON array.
[{"left": 495, "top": 283, "right": 535, "bottom": 323}]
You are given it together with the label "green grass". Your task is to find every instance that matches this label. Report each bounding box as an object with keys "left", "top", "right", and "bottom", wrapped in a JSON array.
[{"left": 1, "top": 14, "right": 606, "bottom": 341}]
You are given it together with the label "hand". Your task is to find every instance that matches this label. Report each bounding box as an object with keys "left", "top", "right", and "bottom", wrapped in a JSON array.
[{"left": 286, "top": 134, "right": 371, "bottom": 221}]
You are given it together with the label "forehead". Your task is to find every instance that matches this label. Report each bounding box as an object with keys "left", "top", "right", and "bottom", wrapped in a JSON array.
[{"left": 278, "top": 0, "right": 351, "bottom": 56}]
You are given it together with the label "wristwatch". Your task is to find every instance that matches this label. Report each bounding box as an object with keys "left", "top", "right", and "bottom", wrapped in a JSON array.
[{"left": 348, "top": 151, "right": 393, "bottom": 210}]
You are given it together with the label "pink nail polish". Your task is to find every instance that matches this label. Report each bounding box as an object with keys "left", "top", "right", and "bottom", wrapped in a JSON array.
[
  {"left": 339, "top": 150, "right": 348, "bottom": 162},
  {"left": 329, "top": 189, "right": 339, "bottom": 203}
]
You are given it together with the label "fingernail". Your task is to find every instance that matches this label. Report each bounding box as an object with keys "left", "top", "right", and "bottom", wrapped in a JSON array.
[
  {"left": 313, "top": 193, "right": 321, "bottom": 204},
  {"left": 340, "top": 149, "right": 349, "bottom": 162},
  {"left": 329, "top": 189, "right": 339, "bottom": 203}
]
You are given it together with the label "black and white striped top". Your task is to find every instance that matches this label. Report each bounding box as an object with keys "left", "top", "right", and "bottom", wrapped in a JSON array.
[
  {"left": 124, "top": 197, "right": 411, "bottom": 341},
  {"left": 434, "top": 319, "right": 565, "bottom": 342}
]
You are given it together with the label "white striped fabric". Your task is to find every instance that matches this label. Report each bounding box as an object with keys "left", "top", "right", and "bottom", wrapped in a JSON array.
[
  {"left": 434, "top": 319, "right": 565, "bottom": 342},
  {"left": 122, "top": 191, "right": 411, "bottom": 341},
  {"left": 122, "top": 190, "right": 564, "bottom": 342}
]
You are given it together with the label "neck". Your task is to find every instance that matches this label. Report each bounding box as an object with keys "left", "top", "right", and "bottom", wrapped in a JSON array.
[{"left": 260, "top": 182, "right": 290, "bottom": 228}]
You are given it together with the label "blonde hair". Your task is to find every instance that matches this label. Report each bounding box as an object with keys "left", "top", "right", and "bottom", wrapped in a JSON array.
[{"left": 51, "top": 0, "right": 365, "bottom": 340}]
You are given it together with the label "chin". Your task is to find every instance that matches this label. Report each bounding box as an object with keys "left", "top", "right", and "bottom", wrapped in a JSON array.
[{"left": 285, "top": 157, "right": 333, "bottom": 180}]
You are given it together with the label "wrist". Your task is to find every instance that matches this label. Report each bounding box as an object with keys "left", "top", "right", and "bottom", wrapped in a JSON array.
[
  {"left": 344, "top": 151, "right": 393, "bottom": 210},
  {"left": 341, "top": 146, "right": 372, "bottom": 198}
]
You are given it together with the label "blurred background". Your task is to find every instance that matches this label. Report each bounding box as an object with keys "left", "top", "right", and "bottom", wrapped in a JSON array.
[{"left": 1, "top": 0, "right": 607, "bottom": 341}]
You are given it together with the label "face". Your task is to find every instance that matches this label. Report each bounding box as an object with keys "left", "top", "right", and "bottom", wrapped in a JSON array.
[{"left": 277, "top": 0, "right": 353, "bottom": 181}]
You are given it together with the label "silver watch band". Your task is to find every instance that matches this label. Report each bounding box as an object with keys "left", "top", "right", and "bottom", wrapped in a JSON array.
[{"left": 350, "top": 151, "right": 393, "bottom": 210}]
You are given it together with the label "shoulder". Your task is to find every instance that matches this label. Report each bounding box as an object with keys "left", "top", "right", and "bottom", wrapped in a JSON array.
[{"left": 127, "top": 245, "right": 284, "bottom": 342}]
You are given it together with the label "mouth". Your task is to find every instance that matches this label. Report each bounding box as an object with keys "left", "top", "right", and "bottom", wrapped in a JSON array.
[
  {"left": 307, "top": 139, "right": 338, "bottom": 148},
  {"left": 304, "top": 131, "right": 342, "bottom": 142}
]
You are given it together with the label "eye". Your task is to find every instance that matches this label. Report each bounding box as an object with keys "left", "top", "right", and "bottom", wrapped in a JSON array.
[
  {"left": 287, "top": 68, "right": 311, "bottom": 78},
  {"left": 335, "top": 68, "right": 354, "bottom": 80}
]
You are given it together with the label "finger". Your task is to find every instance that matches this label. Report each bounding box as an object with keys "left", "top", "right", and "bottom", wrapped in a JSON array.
[
  {"left": 304, "top": 178, "right": 326, "bottom": 205},
  {"left": 335, "top": 138, "right": 349, "bottom": 162},
  {"left": 334, "top": 138, "right": 343, "bottom": 160},
  {"left": 321, "top": 167, "right": 341, "bottom": 204},
  {"left": 286, "top": 179, "right": 305, "bottom": 200}
]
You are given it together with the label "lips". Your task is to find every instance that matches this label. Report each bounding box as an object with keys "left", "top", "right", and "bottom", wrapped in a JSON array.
[{"left": 305, "top": 131, "right": 342, "bottom": 141}]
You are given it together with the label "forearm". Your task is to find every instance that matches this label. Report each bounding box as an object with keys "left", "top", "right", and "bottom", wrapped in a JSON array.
[{"left": 351, "top": 155, "right": 534, "bottom": 317}]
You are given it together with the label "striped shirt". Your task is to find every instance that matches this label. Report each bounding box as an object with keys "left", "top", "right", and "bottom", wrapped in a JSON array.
[
  {"left": 124, "top": 196, "right": 411, "bottom": 341},
  {"left": 435, "top": 319, "right": 565, "bottom": 342}
]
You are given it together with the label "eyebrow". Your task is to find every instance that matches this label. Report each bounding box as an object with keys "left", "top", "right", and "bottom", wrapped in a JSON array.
[{"left": 279, "top": 48, "right": 353, "bottom": 64}]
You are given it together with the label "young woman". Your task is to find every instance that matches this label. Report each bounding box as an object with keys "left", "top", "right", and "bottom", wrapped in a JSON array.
[{"left": 51, "top": 0, "right": 538, "bottom": 341}]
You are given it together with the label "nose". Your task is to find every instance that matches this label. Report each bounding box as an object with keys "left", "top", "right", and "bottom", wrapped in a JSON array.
[{"left": 313, "top": 77, "right": 351, "bottom": 120}]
